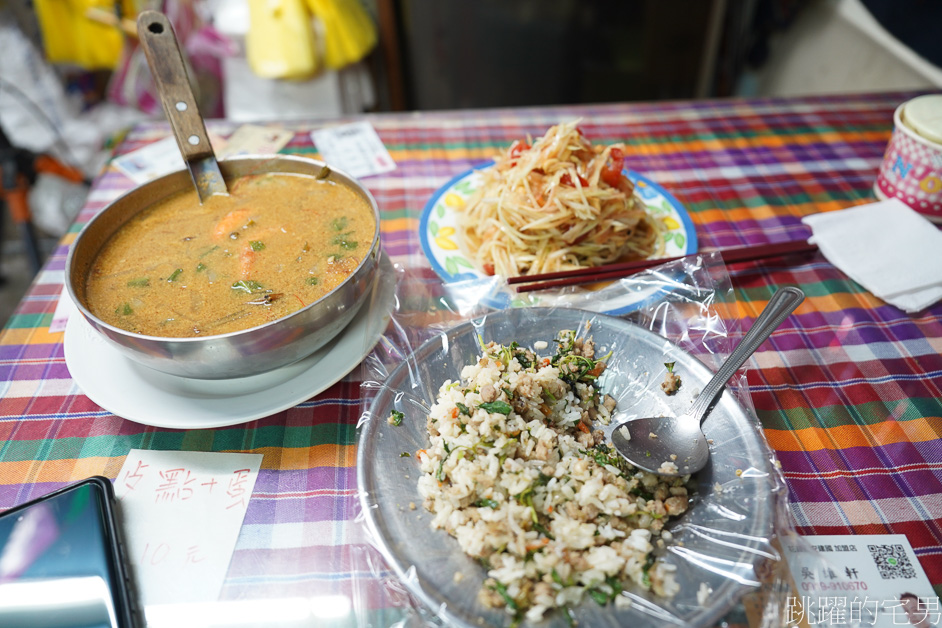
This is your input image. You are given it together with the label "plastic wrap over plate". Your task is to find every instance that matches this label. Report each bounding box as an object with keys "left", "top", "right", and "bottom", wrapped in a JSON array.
[{"left": 358, "top": 307, "right": 777, "bottom": 627}]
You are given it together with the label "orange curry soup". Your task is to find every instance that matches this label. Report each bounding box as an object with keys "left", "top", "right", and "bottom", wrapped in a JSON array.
[{"left": 86, "top": 172, "right": 375, "bottom": 337}]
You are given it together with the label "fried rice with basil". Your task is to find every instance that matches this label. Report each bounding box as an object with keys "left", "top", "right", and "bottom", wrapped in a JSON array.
[{"left": 416, "top": 330, "right": 690, "bottom": 623}]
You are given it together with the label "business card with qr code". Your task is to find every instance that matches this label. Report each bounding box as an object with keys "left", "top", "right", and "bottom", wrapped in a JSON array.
[{"left": 782, "top": 534, "right": 938, "bottom": 627}]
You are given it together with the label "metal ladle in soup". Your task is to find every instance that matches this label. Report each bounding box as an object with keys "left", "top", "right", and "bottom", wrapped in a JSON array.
[{"left": 85, "top": 171, "right": 376, "bottom": 337}]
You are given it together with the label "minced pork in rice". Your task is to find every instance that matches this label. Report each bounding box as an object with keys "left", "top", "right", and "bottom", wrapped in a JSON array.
[{"left": 416, "top": 330, "right": 690, "bottom": 623}]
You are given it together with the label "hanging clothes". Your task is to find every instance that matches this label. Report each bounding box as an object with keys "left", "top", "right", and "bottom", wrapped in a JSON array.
[
  {"left": 243, "top": 0, "right": 378, "bottom": 79},
  {"left": 34, "top": 0, "right": 127, "bottom": 69},
  {"left": 306, "top": 0, "right": 377, "bottom": 70},
  {"left": 246, "top": 0, "right": 320, "bottom": 79}
]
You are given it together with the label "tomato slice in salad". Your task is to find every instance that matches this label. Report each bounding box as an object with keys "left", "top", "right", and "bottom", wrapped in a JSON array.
[{"left": 600, "top": 147, "right": 632, "bottom": 194}]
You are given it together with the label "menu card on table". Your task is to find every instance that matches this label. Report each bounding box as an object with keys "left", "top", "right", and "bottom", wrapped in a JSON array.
[
  {"left": 112, "top": 134, "right": 227, "bottom": 185},
  {"left": 111, "top": 124, "right": 294, "bottom": 185},
  {"left": 114, "top": 450, "right": 263, "bottom": 607}
]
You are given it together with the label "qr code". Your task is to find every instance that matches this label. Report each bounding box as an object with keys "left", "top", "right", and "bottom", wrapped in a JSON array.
[{"left": 868, "top": 544, "right": 917, "bottom": 579}]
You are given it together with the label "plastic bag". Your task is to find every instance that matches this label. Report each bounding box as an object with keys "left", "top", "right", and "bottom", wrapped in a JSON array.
[
  {"left": 34, "top": 0, "right": 125, "bottom": 69},
  {"left": 27, "top": 173, "right": 89, "bottom": 237},
  {"left": 352, "top": 252, "right": 810, "bottom": 627},
  {"left": 246, "top": 0, "right": 320, "bottom": 79},
  {"left": 306, "top": 0, "right": 377, "bottom": 70},
  {"left": 106, "top": 0, "right": 233, "bottom": 117}
]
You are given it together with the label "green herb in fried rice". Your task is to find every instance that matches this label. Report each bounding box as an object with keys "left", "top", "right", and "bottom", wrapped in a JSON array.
[
  {"left": 661, "top": 361, "right": 682, "bottom": 395},
  {"left": 416, "top": 331, "right": 691, "bottom": 624}
]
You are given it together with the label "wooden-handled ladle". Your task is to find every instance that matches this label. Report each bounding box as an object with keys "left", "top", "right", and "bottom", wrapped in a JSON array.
[{"left": 137, "top": 10, "right": 228, "bottom": 203}]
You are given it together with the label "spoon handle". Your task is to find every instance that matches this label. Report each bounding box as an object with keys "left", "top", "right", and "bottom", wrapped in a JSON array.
[
  {"left": 688, "top": 286, "right": 805, "bottom": 424},
  {"left": 137, "top": 11, "right": 228, "bottom": 201},
  {"left": 137, "top": 12, "right": 213, "bottom": 164}
]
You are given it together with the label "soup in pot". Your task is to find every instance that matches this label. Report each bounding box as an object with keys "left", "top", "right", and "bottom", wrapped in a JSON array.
[{"left": 85, "top": 172, "right": 376, "bottom": 337}]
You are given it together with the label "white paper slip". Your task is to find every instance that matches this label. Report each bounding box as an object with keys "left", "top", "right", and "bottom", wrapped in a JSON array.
[
  {"left": 783, "top": 534, "right": 939, "bottom": 627},
  {"left": 217, "top": 124, "right": 294, "bottom": 158},
  {"left": 311, "top": 121, "right": 396, "bottom": 178},
  {"left": 114, "top": 450, "right": 263, "bottom": 607},
  {"left": 112, "top": 133, "right": 229, "bottom": 185}
]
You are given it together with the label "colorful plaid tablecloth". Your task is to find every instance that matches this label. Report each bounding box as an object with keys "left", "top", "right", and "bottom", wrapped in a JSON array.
[{"left": 1, "top": 92, "right": 941, "bottom": 623}]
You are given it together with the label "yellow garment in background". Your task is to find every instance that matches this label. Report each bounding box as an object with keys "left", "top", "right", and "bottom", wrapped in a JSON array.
[
  {"left": 246, "top": 0, "right": 320, "bottom": 79},
  {"left": 34, "top": 0, "right": 125, "bottom": 69},
  {"left": 118, "top": 0, "right": 142, "bottom": 20},
  {"left": 305, "top": 0, "right": 377, "bottom": 69}
]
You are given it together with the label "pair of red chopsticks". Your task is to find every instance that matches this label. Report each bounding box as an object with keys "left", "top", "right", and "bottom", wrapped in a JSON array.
[{"left": 508, "top": 239, "right": 819, "bottom": 293}]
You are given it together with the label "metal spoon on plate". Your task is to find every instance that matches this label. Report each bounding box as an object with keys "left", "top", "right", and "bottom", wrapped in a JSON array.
[
  {"left": 611, "top": 286, "right": 805, "bottom": 477},
  {"left": 137, "top": 10, "right": 228, "bottom": 203}
]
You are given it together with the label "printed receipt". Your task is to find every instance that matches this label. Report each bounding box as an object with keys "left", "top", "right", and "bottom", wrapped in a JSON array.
[
  {"left": 111, "top": 124, "right": 293, "bottom": 185},
  {"left": 114, "top": 449, "right": 263, "bottom": 607},
  {"left": 310, "top": 121, "right": 396, "bottom": 178},
  {"left": 782, "top": 534, "right": 939, "bottom": 627},
  {"left": 112, "top": 134, "right": 228, "bottom": 185}
]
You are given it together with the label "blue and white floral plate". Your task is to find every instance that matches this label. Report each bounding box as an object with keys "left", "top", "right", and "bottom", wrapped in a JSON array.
[{"left": 419, "top": 161, "right": 697, "bottom": 314}]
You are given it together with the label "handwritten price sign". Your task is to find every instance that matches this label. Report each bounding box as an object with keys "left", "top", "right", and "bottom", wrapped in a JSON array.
[{"left": 115, "top": 450, "right": 263, "bottom": 606}]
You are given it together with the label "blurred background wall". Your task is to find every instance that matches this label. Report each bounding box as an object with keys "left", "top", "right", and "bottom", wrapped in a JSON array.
[{"left": 375, "top": 0, "right": 940, "bottom": 111}]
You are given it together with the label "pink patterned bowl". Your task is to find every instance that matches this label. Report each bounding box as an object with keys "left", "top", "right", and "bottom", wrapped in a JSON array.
[{"left": 874, "top": 98, "right": 942, "bottom": 223}]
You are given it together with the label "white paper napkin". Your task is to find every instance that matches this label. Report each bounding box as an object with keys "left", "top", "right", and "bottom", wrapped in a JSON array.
[{"left": 802, "top": 199, "right": 942, "bottom": 313}]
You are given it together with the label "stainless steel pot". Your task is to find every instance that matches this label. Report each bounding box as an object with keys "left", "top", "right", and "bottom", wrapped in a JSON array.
[{"left": 65, "top": 155, "right": 382, "bottom": 380}]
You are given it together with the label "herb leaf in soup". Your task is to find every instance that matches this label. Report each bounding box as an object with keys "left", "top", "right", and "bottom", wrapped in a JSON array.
[
  {"left": 126, "top": 277, "right": 149, "bottom": 288},
  {"left": 166, "top": 268, "right": 183, "bottom": 282},
  {"left": 232, "top": 279, "right": 264, "bottom": 293},
  {"left": 331, "top": 234, "right": 358, "bottom": 250},
  {"left": 116, "top": 303, "right": 133, "bottom": 316},
  {"left": 306, "top": 277, "right": 319, "bottom": 285},
  {"left": 196, "top": 263, "right": 207, "bottom": 272},
  {"left": 331, "top": 216, "right": 348, "bottom": 231},
  {"left": 250, "top": 240, "right": 266, "bottom": 252}
]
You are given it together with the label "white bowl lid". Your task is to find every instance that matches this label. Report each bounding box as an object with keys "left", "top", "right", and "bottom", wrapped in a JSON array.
[{"left": 903, "top": 94, "right": 942, "bottom": 144}]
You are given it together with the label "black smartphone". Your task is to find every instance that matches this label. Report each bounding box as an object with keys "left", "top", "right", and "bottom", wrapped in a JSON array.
[{"left": 0, "top": 476, "right": 140, "bottom": 628}]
